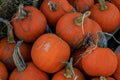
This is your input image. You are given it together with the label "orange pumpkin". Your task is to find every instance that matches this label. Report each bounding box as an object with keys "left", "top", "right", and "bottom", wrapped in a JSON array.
[
  {"left": 81, "top": 46, "right": 118, "bottom": 76},
  {"left": 91, "top": 76, "right": 115, "bottom": 80},
  {"left": 12, "top": 4, "right": 46, "bottom": 42},
  {"left": 31, "top": 33, "right": 70, "bottom": 73},
  {"left": 56, "top": 11, "right": 102, "bottom": 49},
  {"left": 0, "top": 61, "right": 8, "bottom": 80},
  {"left": 52, "top": 58, "right": 86, "bottom": 80},
  {"left": 9, "top": 62, "right": 49, "bottom": 80},
  {"left": 40, "top": 0, "right": 75, "bottom": 27},
  {"left": 113, "top": 52, "right": 120, "bottom": 80},
  {"left": 74, "top": 0, "right": 94, "bottom": 13},
  {"left": 0, "top": 38, "right": 31, "bottom": 71},
  {"left": 111, "top": 0, "right": 120, "bottom": 11},
  {"left": 90, "top": 0, "right": 120, "bottom": 32}
]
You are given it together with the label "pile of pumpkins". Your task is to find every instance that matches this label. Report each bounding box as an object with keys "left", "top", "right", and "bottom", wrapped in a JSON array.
[{"left": 0, "top": 0, "right": 120, "bottom": 80}]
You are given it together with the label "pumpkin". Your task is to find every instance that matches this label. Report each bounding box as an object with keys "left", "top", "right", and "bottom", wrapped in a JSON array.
[
  {"left": 9, "top": 62, "right": 49, "bottom": 80},
  {"left": 90, "top": 0, "right": 120, "bottom": 32},
  {"left": 111, "top": 0, "right": 120, "bottom": 11},
  {"left": 91, "top": 76, "right": 115, "bottom": 80},
  {"left": 31, "top": 33, "right": 70, "bottom": 73},
  {"left": 40, "top": 0, "right": 75, "bottom": 27},
  {"left": 56, "top": 11, "right": 102, "bottom": 49},
  {"left": 113, "top": 52, "right": 120, "bottom": 80},
  {"left": 52, "top": 58, "right": 86, "bottom": 80},
  {"left": 81, "top": 46, "right": 118, "bottom": 76},
  {"left": 74, "top": 0, "right": 94, "bottom": 13},
  {"left": 0, "top": 38, "right": 31, "bottom": 71},
  {"left": 0, "top": 61, "right": 8, "bottom": 80},
  {"left": 12, "top": 4, "right": 46, "bottom": 42}
]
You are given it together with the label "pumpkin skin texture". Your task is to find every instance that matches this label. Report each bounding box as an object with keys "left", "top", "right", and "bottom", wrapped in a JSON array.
[
  {"left": 0, "top": 38, "right": 31, "bottom": 71},
  {"left": 52, "top": 68, "right": 85, "bottom": 80},
  {"left": 12, "top": 6, "right": 46, "bottom": 42},
  {"left": 40, "top": 0, "right": 74, "bottom": 27},
  {"left": 90, "top": 1, "right": 120, "bottom": 32},
  {"left": 31, "top": 33, "right": 70, "bottom": 73},
  {"left": 111, "top": 0, "right": 120, "bottom": 11},
  {"left": 56, "top": 12, "right": 102, "bottom": 49},
  {"left": 113, "top": 53, "right": 120, "bottom": 80},
  {"left": 74, "top": 0, "right": 94, "bottom": 13},
  {"left": 0, "top": 61, "right": 8, "bottom": 80},
  {"left": 9, "top": 62, "right": 49, "bottom": 80},
  {"left": 81, "top": 47, "right": 118, "bottom": 76}
]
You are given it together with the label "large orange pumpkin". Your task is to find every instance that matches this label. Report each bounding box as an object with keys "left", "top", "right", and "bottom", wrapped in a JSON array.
[
  {"left": 113, "top": 52, "right": 120, "bottom": 80},
  {"left": 12, "top": 4, "right": 46, "bottom": 42},
  {"left": 0, "top": 61, "right": 8, "bottom": 80},
  {"left": 40, "top": 0, "right": 75, "bottom": 27},
  {"left": 56, "top": 11, "right": 102, "bottom": 49},
  {"left": 81, "top": 46, "right": 118, "bottom": 76},
  {"left": 9, "top": 62, "right": 49, "bottom": 80},
  {"left": 90, "top": 0, "right": 120, "bottom": 32},
  {"left": 31, "top": 33, "right": 70, "bottom": 73},
  {"left": 0, "top": 38, "right": 31, "bottom": 71}
]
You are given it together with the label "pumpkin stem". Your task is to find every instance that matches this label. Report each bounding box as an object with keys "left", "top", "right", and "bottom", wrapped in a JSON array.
[
  {"left": 99, "top": 0, "right": 108, "bottom": 10},
  {"left": 62, "top": 58, "right": 78, "bottom": 80},
  {"left": 13, "top": 40, "right": 26, "bottom": 72},
  {"left": 0, "top": 18, "right": 15, "bottom": 43},
  {"left": 100, "top": 76, "right": 106, "bottom": 80},
  {"left": 17, "top": 3, "right": 27, "bottom": 20},
  {"left": 74, "top": 11, "right": 91, "bottom": 34},
  {"left": 48, "top": 1, "right": 58, "bottom": 11}
]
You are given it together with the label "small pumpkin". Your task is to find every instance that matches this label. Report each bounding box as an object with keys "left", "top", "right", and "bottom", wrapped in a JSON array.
[
  {"left": 0, "top": 38, "right": 31, "bottom": 71},
  {"left": 40, "top": 0, "right": 75, "bottom": 27},
  {"left": 12, "top": 4, "right": 46, "bottom": 42},
  {"left": 81, "top": 46, "right": 118, "bottom": 76},
  {"left": 52, "top": 58, "right": 86, "bottom": 80},
  {"left": 74, "top": 0, "right": 94, "bottom": 13},
  {"left": 31, "top": 33, "right": 70, "bottom": 73},
  {"left": 91, "top": 76, "right": 115, "bottom": 80},
  {"left": 90, "top": 0, "right": 120, "bottom": 32},
  {"left": 56, "top": 11, "right": 102, "bottom": 49},
  {"left": 9, "top": 62, "right": 49, "bottom": 80},
  {"left": 0, "top": 61, "right": 8, "bottom": 80},
  {"left": 113, "top": 52, "right": 120, "bottom": 80}
]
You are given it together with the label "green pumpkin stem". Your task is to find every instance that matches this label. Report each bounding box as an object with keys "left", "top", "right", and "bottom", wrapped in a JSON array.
[
  {"left": 99, "top": 0, "right": 108, "bottom": 10},
  {"left": 17, "top": 3, "right": 27, "bottom": 20},
  {"left": 62, "top": 58, "right": 78, "bottom": 80},
  {"left": 74, "top": 11, "right": 91, "bottom": 26},
  {"left": 48, "top": 1, "right": 58, "bottom": 11},
  {"left": 100, "top": 76, "right": 106, "bottom": 80},
  {"left": 13, "top": 40, "right": 26, "bottom": 72},
  {"left": 0, "top": 18, "right": 15, "bottom": 43}
]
